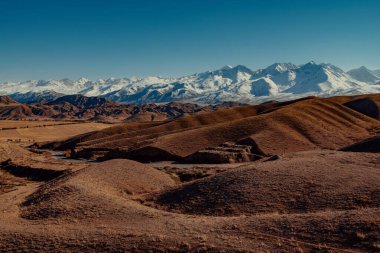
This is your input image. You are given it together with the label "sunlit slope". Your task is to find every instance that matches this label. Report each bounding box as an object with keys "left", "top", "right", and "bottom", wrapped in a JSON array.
[{"left": 47, "top": 94, "right": 380, "bottom": 161}]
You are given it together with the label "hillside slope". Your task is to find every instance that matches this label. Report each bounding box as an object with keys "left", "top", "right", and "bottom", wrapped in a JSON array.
[
  {"left": 0, "top": 94, "right": 243, "bottom": 122},
  {"left": 153, "top": 150, "right": 380, "bottom": 216},
  {"left": 46, "top": 94, "right": 380, "bottom": 162}
]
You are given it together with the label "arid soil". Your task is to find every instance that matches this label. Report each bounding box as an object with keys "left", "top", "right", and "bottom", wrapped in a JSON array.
[
  {"left": 340, "top": 135, "right": 380, "bottom": 153},
  {"left": 0, "top": 120, "right": 77, "bottom": 129},
  {"left": 0, "top": 122, "right": 111, "bottom": 143},
  {"left": 0, "top": 93, "right": 379, "bottom": 252}
]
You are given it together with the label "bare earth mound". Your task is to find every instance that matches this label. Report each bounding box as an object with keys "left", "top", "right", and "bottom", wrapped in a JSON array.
[
  {"left": 340, "top": 135, "right": 380, "bottom": 153},
  {"left": 47, "top": 94, "right": 380, "bottom": 162},
  {"left": 0, "top": 142, "right": 30, "bottom": 163},
  {"left": 0, "top": 96, "right": 18, "bottom": 105},
  {"left": 22, "top": 159, "right": 177, "bottom": 220},
  {"left": 153, "top": 150, "right": 380, "bottom": 216},
  {"left": 343, "top": 95, "right": 380, "bottom": 119},
  {"left": 1, "top": 148, "right": 380, "bottom": 251},
  {"left": 69, "top": 159, "right": 178, "bottom": 195}
]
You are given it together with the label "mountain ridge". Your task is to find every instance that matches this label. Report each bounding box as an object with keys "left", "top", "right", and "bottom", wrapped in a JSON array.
[
  {"left": 0, "top": 94, "right": 244, "bottom": 122},
  {"left": 347, "top": 66, "right": 380, "bottom": 84},
  {"left": 1, "top": 62, "right": 380, "bottom": 104}
]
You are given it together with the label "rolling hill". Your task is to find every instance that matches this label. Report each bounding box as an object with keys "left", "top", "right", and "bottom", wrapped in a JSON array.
[{"left": 43, "top": 94, "right": 380, "bottom": 163}]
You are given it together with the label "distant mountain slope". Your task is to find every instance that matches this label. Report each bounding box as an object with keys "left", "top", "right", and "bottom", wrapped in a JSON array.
[
  {"left": 285, "top": 62, "right": 361, "bottom": 94},
  {"left": 1, "top": 62, "right": 380, "bottom": 104},
  {"left": 8, "top": 91, "right": 63, "bottom": 104},
  {"left": 373, "top": 69, "right": 380, "bottom": 76},
  {"left": 45, "top": 94, "right": 115, "bottom": 108},
  {"left": 347, "top": 66, "right": 380, "bottom": 84}
]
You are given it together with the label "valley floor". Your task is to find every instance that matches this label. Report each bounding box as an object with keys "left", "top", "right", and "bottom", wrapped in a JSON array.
[{"left": 0, "top": 121, "right": 111, "bottom": 143}]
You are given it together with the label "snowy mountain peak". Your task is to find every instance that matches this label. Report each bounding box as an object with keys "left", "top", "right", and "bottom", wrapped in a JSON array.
[
  {"left": 266, "top": 63, "right": 297, "bottom": 73},
  {"left": 77, "top": 77, "right": 91, "bottom": 84},
  {"left": 347, "top": 66, "right": 380, "bottom": 84},
  {"left": 373, "top": 69, "right": 380, "bottom": 76},
  {"left": 250, "top": 77, "right": 279, "bottom": 96},
  {"left": 302, "top": 61, "right": 322, "bottom": 70},
  {"left": 1, "top": 61, "right": 379, "bottom": 105},
  {"left": 221, "top": 65, "right": 233, "bottom": 70},
  {"left": 198, "top": 65, "right": 253, "bottom": 84},
  {"left": 233, "top": 65, "right": 252, "bottom": 72},
  {"left": 210, "top": 65, "right": 252, "bottom": 74}
]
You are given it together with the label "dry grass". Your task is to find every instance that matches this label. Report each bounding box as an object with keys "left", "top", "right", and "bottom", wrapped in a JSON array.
[
  {"left": 0, "top": 120, "right": 78, "bottom": 129},
  {"left": 0, "top": 122, "right": 111, "bottom": 142}
]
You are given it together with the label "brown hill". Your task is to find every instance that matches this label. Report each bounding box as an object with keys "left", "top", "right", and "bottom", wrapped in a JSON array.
[
  {"left": 153, "top": 150, "right": 380, "bottom": 216},
  {"left": 0, "top": 96, "right": 18, "bottom": 105},
  {"left": 51, "top": 94, "right": 380, "bottom": 162},
  {"left": 1, "top": 145, "right": 380, "bottom": 251},
  {"left": 44, "top": 94, "right": 116, "bottom": 108},
  {"left": 45, "top": 97, "right": 313, "bottom": 149},
  {"left": 343, "top": 95, "right": 380, "bottom": 119},
  {"left": 0, "top": 94, "right": 242, "bottom": 121},
  {"left": 0, "top": 104, "right": 33, "bottom": 119},
  {"left": 22, "top": 159, "right": 177, "bottom": 220},
  {"left": 340, "top": 135, "right": 380, "bottom": 153},
  {"left": 0, "top": 142, "right": 30, "bottom": 163},
  {"left": 0, "top": 96, "right": 35, "bottom": 119}
]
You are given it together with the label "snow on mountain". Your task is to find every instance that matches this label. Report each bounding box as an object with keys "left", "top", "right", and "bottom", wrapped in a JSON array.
[
  {"left": 250, "top": 77, "right": 279, "bottom": 96},
  {"left": 252, "top": 63, "right": 297, "bottom": 91},
  {"left": 0, "top": 62, "right": 378, "bottom": 104},
  {"left": 347, "top": 66, "right": 380, "bottom": 84},
  {"left": 0, "top": 78, "right": 92, "bottom": 95},
  {"left": 285, "top": 62, "right": 362, "bottom": 94},
  {"left": 8, "top": 90, "right": 64, "bottom": 103},
  {"left": 373, "top": 69, "right": 380, "bottom": 77}
]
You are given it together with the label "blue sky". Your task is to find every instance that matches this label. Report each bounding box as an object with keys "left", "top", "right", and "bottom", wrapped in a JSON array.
[{"left": 0, "top": 0, "right": 379, "bottom": 81}]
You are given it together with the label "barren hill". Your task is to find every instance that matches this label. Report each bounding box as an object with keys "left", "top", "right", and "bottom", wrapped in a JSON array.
[
  {"left": 44, "top": 94, "right": 116, "bottom": 108},
  {"left": 343, "top": 95, "right": 380, "bottom": 119},
  {"left": 47, "top": 94, "right": 380, "bottom": 162},
  {"left": 21, "top": 159, "right": 177, "bottom": 220},
  {"left": 153, "top": 150, "right": 380, "bottom": 216},
  {"left": 340, "top": 135, "right": 380, "bottom": 153},
  {"left": 0, "top": 96, "right": 18, "bottom": 105},
  {"left": 1, "top": 150, "right": 379, "bottom": 252},
  {"left": 0, "top": 94, "right": 243, "bottom": 122}
]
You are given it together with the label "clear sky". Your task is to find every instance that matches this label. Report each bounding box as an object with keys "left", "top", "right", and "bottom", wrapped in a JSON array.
[{"left": 0, "top": 0, "right": 379, "bottom": 81}]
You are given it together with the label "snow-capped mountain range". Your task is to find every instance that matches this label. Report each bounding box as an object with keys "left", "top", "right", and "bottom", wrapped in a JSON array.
[{"left": 1, "top": 61, "right": 380, "bottom": 104}]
